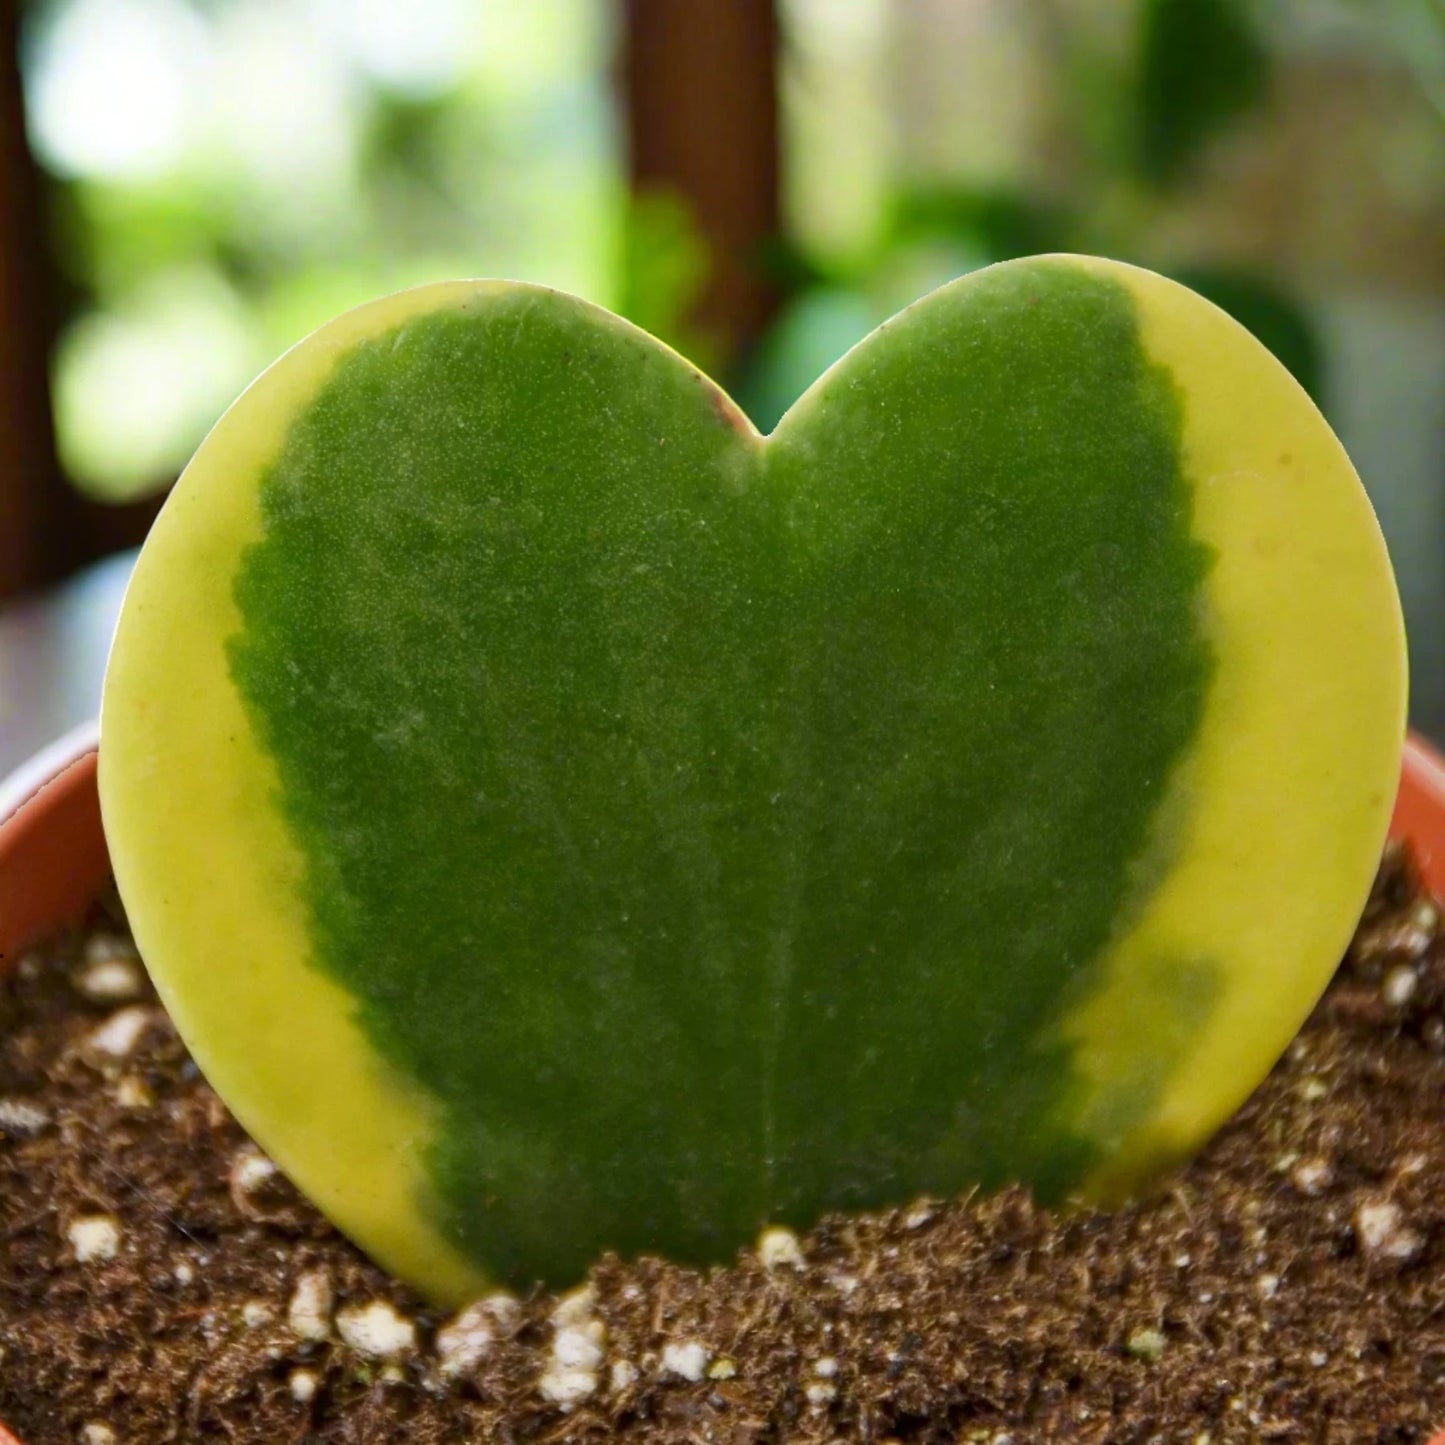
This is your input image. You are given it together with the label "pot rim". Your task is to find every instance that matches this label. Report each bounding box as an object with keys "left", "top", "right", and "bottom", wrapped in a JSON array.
[
  {"left": 1404, "top": 729, "right": 1445, "bottom": 792},
  {"left": 0, "top": 720, "right": 100, "bottom": 828}
]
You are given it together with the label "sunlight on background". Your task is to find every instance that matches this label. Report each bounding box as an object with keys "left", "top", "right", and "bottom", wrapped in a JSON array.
[
  {"left": 21, "top": 0, "right": 620, "bottom": 502},
  {"left": 28, "top": 0, "right": 200, "bottom": 181}
]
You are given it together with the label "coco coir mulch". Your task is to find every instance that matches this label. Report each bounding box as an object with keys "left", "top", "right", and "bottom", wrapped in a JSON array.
[{"left": 2, "top": 847, "right": 1443, "bottom": 1444}]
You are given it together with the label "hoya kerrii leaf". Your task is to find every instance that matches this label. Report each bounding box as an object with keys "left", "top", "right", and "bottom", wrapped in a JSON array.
[{"left": 100, "top": 256, "right": 1406, "bottom": 1303}]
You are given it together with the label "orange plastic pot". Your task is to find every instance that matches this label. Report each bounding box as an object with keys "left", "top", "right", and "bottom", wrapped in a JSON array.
[{"left": 2, "top": 729, "right": 1444, "bottom": 1444}]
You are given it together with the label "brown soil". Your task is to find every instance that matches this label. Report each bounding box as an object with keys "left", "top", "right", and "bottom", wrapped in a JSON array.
[{"left": 2, "top": 850, "right": 1444, "bottom": 1445}]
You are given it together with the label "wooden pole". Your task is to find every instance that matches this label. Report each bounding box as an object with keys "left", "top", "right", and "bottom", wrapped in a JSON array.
[
  {"left": 623, "top": 0, "right": 781, "bottom": 366},
  {"left": 0, "top": 0, "right": 66, "bottom": 599}
]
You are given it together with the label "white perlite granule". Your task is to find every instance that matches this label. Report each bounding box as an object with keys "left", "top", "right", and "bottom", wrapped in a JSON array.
[
  {"left": 114, "top": 1075, "right": 153, "bottom": 1109},
  {"left": 67, "top": 1214, "right": 121, "bottom": 1263},
  {"left": 242, "top": 1300, "right": 274, "bottom": 1328},
  {"left": 1382, "top": 965, "right": 1419, "bottom": 1008},
  {"left": 435, "top": 1302, "right": 495, "bottom": 1378},
  {"left": 84, "top": 933, "right": 137, "bottom": 967},
  {"left": 610, "top": 1359, "right": 639, "bottom": 1392},
  {"left": 336, "top": 1300, "right": 417, "bottom": 1359},
  {"left": 1353, "top": 1198, "right": 1424, "bottom": 1265},
  {"left": 434, "top": 1292, "right": 518, "bottom": 1377},
  {"left": 538, "top": 1366, "right": 598, "bottom": 1407},
  {"left": 287, "top": 1270, "right": 334, "bottom": 1342},
  {"left": 77, "top": 957, "right": 143, "bottom": 1003},
  {"left": 87, "top": 1006, "right": 157, "bottom": 1059},
  {"left": 554, "top": 1324, "right": 606, "bottom": 1372},
  {"left": 289, "top": 1368, "right": 318, "bottom": 1403},
  {"left": 536, "top": 1285, "right": 604, "bottom": 1407},
  {"left": 230, "top": 1147, "right": 277, "bottom": 1197},
  {"left": 757, "top": 1225, "right": 805, "bottom": 1269},
  {"left": 79, "top": 1424, "right": 116, "bottom": 1445},
  {"left": 1393, "top": 924, "right": 1434, "bottom": 959},
  {"left": 661, "top": 1341, "right": 710, "bottom": 1382},
  {"left": 0, "top": 1098, "right": 50, "bottom": 1135},
  {"left": 1290, "top": 1156, "right": 1334, "bottom": 1197},
  {"left": 1126, "top": 1327, "right": 1167, "bottom": 1362}
]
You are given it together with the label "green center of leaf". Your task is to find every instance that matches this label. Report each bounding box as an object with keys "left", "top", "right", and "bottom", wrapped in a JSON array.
[{"left": 227, "top": 261, "right": 1212, "bottom": 1286}]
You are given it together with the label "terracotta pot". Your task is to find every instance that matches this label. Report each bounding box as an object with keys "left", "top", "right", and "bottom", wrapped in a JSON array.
[
  {"left": 2, "top": 729, "right": 1445, "bottom": 1444},
  {"left": 0, "top": 724, "right": 105, "bottom": 965}
]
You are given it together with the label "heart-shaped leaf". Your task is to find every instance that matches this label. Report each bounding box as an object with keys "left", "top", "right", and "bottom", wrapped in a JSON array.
[{"left": 100, "top": 256, "right": 1405, "bottom": 1302}]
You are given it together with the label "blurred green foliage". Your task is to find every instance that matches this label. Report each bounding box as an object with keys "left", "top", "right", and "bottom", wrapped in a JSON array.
[
  {"left": 23, "top": 0, "right": 619, "bottom": 500},
  {"left": 1134, "top": 0, "right": 1268, "bottom": 186},
  {"left": 737, "top": 0, "right": 1325, "bottom": 432},
  {"left": 24, "top": 0, "right": 1349, "bottom": 489}
]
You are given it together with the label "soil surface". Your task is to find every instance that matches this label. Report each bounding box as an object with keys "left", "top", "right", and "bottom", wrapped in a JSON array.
[{"left": 2, "top": 849, "right": 1444, "bottom": 1444}]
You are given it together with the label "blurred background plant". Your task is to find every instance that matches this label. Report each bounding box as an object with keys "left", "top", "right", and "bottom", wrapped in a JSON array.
[
  {"left": 20, "top": 0, "right": 621, "bottom": 500},
  {"left": 4, "top": 0, "right": 1445, "bottom": 727}
]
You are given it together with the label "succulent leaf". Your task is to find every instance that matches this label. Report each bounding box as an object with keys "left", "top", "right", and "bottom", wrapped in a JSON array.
[{"left": 100, "top": 256, "right": 1406, "bottom": 1302}]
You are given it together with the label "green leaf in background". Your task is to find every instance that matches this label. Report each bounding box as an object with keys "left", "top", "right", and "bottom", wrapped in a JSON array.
[
  {"left": 1135, "top": 0, "right": 1270, "bottom": 185},
  {"left": 887, "top": 185, "right": 1075, "bottom": 262},
  {"left": 735, "top": 287, "right": 878, "bottom": 435},
  {"left": 101, "top": 257, "right": 1404, "bottom": 1302}
]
